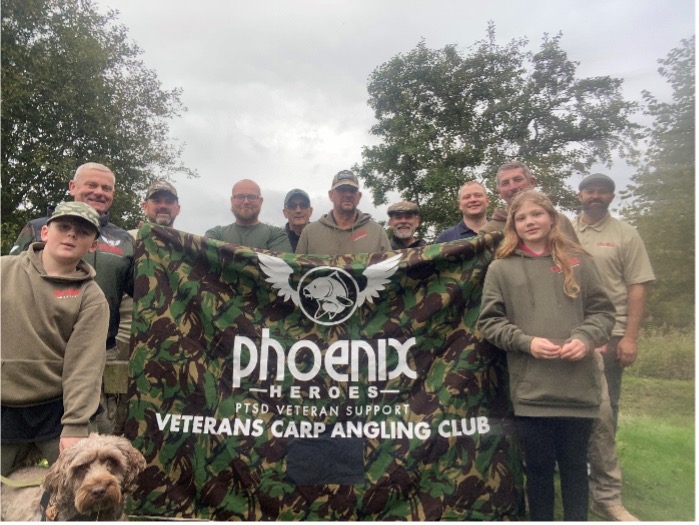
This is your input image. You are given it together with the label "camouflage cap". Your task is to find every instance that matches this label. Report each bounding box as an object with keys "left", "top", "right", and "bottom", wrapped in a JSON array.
[
  {"left": 47, "top": 201, "right": 101, "bottom": 234},
  {"left": 330, "top": 170, "right": 359, "bottom": 190},
  {"left": 146, "top": 179, "right": 178, "bottom": 200},
  {"left": 387, "top": 200, "right": 419, "bottom": 216}
]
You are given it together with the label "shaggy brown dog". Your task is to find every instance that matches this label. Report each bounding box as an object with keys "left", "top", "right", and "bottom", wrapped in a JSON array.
[{"left": 1, "top": 433, "right": 146, "bottom": 521}]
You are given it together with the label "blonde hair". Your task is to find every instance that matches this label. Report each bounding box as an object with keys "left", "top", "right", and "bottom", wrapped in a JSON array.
[{"left": 496, "top": 190, "right": 587, "bottom": 298}]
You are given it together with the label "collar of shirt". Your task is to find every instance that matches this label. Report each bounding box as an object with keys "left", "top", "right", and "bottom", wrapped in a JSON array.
[{"left": 576, "top": 212, "right": 612, "bottom": 232}]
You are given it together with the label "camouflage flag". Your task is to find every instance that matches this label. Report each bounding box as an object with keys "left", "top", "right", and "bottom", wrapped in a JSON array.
[{"left": 124, "top": 224, "right": 524, "bottom": 520}]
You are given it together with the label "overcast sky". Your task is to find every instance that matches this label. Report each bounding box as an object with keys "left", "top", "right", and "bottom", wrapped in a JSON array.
[{"left": 94, "top": 0, "right": 694, "bottom": 235}]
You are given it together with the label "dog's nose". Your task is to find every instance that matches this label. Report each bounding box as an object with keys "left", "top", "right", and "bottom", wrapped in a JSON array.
[{"left": 92, "top": 486, "right": 107, "bottom": 499}]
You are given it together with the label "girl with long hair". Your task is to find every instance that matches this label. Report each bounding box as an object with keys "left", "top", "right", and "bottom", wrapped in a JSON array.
[{"left": 478, "top": 190, "right": 615, "bottom": 521}]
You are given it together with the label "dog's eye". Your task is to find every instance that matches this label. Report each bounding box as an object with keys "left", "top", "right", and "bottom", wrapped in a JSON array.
[
  {"left": 104, "top": 457, "right": 119, "bottom": 470},
  {"left": 72, "top": 463, "right": 89, "bottom": 475}
]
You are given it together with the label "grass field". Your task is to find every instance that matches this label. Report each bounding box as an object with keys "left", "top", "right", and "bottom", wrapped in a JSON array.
[
  {"left": 613, "top": 376, "right": 695, "bottom": 521},
  {"left": 551, "top": 329, "right": 696, "bottom": 521}
]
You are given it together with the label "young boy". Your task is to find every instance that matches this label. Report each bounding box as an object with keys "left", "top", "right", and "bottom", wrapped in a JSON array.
[{"left": 1, "top": 201, "right": 109, "bottom": 475}]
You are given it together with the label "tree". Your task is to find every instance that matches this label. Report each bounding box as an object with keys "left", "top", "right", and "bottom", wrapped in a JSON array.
[
  {"left": 355, "top": 22, "right": 639, "bottom": 236},
  {"left": 1, "top": 0, "right": 196, "bottom": 253},
  {"left": 622, "top": 36, "right": 695, "bottom": 328}
]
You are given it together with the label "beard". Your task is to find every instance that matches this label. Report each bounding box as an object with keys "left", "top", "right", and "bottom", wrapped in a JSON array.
[
  {"left": 154, "top": 216, "right": 174, "bottom": 226},
  {"left": 582, "top": 201, "right": 609, "bottom": 220},
  {"left": 393, "top": 227, "right": 414, "bottom": 240}
]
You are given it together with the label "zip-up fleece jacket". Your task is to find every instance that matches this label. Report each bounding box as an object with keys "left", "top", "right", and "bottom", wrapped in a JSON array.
[
  {"left": 10, "top": 212, "right": 135, "bottom": 349},
  {"left": 478, "top": 248, "right": 615, "bottom": 418},
  {"left": 1, "top": 243, "right": 109, "bottom": 437},
  {"left": 295, "top": 210, "right": 391, "bottom": 255}
]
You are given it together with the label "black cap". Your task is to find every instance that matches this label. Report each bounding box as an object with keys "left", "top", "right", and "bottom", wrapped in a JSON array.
[{"left": 579, "top": 173, "right": 615, "bottom": 192}]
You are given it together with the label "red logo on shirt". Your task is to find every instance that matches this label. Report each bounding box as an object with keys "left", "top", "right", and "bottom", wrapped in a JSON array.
[
  {"left": 551, "top": 257, "right": 580, "bottom": 273},
  {"left": 54, "top": 289, "right": 80, "bottom": 299},
  {"left": 597, "top": 242, "right": 616, "bottom": 248},
  {"left": 97, "top": 242, "right": 124, "bottom": 255},
  {"left": 351, "top": 230, "right": 368, "bottom": 242}
]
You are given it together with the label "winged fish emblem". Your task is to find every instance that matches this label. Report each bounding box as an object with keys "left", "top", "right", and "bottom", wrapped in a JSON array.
[{"left": 257, "top": 253, "right": 402, "bottom": 325}]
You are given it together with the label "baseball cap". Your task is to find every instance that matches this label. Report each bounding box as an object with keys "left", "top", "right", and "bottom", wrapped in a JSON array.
[
  {"left": 47, "top": 201, "right": 101, "bottom": 234},
  {"left": 330, "top": 170, "right": 359, "bottom": 190},
  {"left": 387, "top": 200, "right": 419, "bottom": 216},
  {"left": 579, "top": 173, "right": 615, "bottom": 192},
  {"left": 146, "top": 179, "right": 178, "bottom": 200},
  {"left": 284, "top": 189, "right": 311, "bottom": 208}
]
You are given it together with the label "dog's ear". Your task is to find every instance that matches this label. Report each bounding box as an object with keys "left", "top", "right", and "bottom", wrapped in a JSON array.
[
  {"left": 115, "top": 437, "right": 147, "bottom": 489},
  {"left": 42, "top": 446, "right": 79, "bottom": 519},
  {"left": 42, "top": 445, "right": 73, "bottom": 493}
]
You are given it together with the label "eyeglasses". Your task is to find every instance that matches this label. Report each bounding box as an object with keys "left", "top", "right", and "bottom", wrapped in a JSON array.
[
  {"left": 232, "top": 194, "right": 261, "bottom": 202},
  {"left": 285, "top": 202, "right": 310, "bottom": 210}
]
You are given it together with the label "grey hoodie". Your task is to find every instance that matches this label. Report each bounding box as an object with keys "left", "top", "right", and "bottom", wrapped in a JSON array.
[
  {"left": 295, "top": 209, "right": 391, "bottom": 255},
  {"left": 478, "top": 248, "right": 615, "bottom": 418}
]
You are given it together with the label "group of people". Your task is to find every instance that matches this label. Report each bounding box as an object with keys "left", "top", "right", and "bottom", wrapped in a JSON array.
[{"left": 1, "top": 160, "right": 654, "bottom": 522}]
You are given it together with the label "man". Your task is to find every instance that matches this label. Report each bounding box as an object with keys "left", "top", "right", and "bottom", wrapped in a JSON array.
[
  {"left": 296, "top": 170, "right": 391, "bottom": 255},
  {"left": 10, "top": 162, "right": 135, "bottom": 435},
  {"left": 283, "top": 189, "right": 313, "bottom": 252},
  {"left": 206, "top": 179, "right": 291, "bottom": 252},
  {"left": 574, "top": 173, "right": 655, "bottom": 522},
  {"left": 435, "top": 181, "right": 489, "bottom": 242},
  {"left": 387, "top": 200, "right": 425, "bottom": 249},
  {"left": 481, "top": 160, "right": 577, "bottom": 239}
]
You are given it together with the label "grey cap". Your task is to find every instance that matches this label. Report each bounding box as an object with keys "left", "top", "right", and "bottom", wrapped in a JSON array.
[
  {"left": 47, "top": 201, "right": 100, "bottom": 234},
  {"left": 146, "top": 179, "right": 178, "bottom": 200},
  {"left": 387, "top": 200, "right": 419, "bottom": 216},
  {"left": 284, "top": 189, "right": 310, "bottom": 208},
  {"left": 330, "top": 170, "right": 359, "bottom": 190},
  {"left": 579, "top": 173, "right": 615, "bottom": 192}
]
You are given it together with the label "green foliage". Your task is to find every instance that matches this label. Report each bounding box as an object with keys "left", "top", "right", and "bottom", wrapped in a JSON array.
[
  {"left": 356, "top": 22, "right": 639, "bottom": 236},
  {"left": 624, "top": 328, "right": 694, "bottom": 380},
  {"left": 622, "top": 36, "right": 695, "bottom": 329},
  {"left": 1, "top": 0, "right": 197, "bottom": 253}
]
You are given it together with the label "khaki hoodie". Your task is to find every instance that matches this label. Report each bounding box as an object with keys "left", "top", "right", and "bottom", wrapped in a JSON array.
[
  {"left": 1, "top": 243, "right": 109, "bottom": 437},
  {"left": 296, "top": 209, "right": 391, "bottom": 255},
  {"left": 478, "top": 248, "right": 615, "bottom": 418}
]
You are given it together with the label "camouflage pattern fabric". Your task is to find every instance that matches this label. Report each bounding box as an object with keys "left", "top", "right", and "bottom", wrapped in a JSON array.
[{"left": 124, "top": 223, "right": 524, "bottom": 520}]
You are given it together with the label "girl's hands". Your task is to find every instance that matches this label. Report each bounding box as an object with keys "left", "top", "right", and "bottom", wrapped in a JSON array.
[
  {"left": 559, "top": 338, "right": 589, "bottom": 361},
  {"left": 530, "top": 337, "right": 589, "bottom": 361},
  {"left": 530, "top": 337, "right": 561, "bottom": 359}
]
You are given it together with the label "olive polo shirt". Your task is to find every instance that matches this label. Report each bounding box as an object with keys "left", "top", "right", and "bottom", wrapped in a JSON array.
[{"left": 573, "top": 213, "right": 655, "bottom": 337}]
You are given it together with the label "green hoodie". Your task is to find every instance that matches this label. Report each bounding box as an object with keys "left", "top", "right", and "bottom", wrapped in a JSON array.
[{"left": 478, "top": 248, "right": 615, "bottom": 418}]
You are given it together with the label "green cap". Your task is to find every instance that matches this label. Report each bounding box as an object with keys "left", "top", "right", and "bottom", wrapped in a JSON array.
[{"left": 47, "top": 201, "right": 101, "bottom": 234}]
